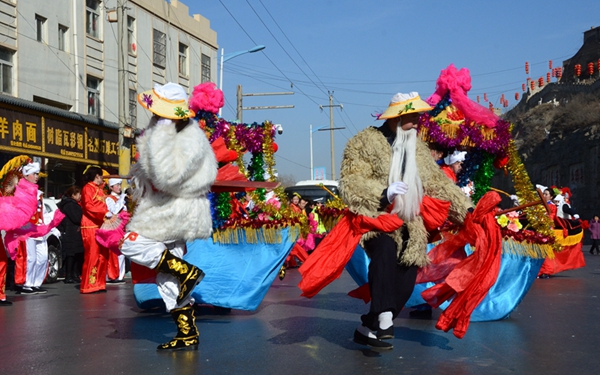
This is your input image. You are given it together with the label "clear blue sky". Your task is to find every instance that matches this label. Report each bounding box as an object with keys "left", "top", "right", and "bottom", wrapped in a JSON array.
[{"left": 185, "top": 0, "right": 600, "bottom": 182}]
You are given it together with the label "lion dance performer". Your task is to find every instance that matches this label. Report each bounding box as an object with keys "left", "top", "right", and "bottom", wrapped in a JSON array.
[{"left": 120, "top": 82, "right": 217, "bottom": 350}]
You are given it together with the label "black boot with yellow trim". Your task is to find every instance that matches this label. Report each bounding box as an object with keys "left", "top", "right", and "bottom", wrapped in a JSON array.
[
  {"left": 155, "top": 249, "right": 205, "bottom": 305},
  {"left": 157, "top": 305, "right": 199, "bottom": 350}
]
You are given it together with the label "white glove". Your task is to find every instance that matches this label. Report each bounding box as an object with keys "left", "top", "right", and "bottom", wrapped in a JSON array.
[
  {"left": 387, "top": 181, "right": 408, "bottom": 203},
  {"left": 573, "top": 214, "right": 580, "bottom": 219}
]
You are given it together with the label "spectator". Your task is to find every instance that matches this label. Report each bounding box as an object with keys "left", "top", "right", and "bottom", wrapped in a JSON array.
[
  {"left": 589, "top": 215, "right": 600, "bottom": 255},
  {"left": 57, "top": 186, "right": 85, "bottom": 284}
]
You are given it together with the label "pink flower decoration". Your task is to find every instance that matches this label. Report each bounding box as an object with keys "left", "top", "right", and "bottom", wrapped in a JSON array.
[
  {"left": 189, "top": 82, "right": 224, "bottom": 114},
  {"left": 507, "top": 222, "right": 519, "bottom": 232},
  {"left": 142, "top": 93, "right": 153, "bottom": 108},
  {"left": 266, "top": 198, "right": 280, "bottom": 209}
]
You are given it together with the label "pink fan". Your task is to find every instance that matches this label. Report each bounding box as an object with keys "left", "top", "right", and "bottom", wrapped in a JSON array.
[{"left": 96, "top": 211, "right": 130, "bottom": 255}]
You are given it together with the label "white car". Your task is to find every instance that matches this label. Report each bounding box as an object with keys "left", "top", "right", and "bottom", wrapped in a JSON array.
[{"left": 43, "top": 197, "right": 63, "bottom": 284}]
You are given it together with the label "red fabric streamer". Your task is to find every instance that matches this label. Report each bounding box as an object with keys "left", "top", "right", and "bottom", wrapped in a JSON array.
[
  {"left": 419, "top": 191, "right": 502, "bottom": 339},
  {"left": 298, "top": 212, "right": 403, "bottom": 298},
  {"left": 211, "top": 137, "right": 238, "bottom": 163},
  {"left": 538, "top": 242, "right": 585, "bottom": 276},
  {"left": 420, "top": 196, "right": 451, "bottom": 232},
  {"left": 348, "top": 283, "right": 371, "bottom": 303}
]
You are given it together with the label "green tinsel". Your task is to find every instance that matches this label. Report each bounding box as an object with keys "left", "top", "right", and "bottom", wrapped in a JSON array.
[
  {"left": 249, "top": 153, "right": 266, "bottom": 201},
  {"left": 472, "top": 151, "right": 495, "bottom": 204},
  {"left": 217, "top": 192, "right": 232, "bottom": 220}
]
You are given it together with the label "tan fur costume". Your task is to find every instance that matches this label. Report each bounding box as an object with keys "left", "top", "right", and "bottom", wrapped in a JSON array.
[{"left": 339, "top": 127, "right": 472, "bottom": 267}]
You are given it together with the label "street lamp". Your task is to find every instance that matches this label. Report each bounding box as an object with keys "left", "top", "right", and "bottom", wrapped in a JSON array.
[
  {"left": 218, "top": 45, "right": 266, "bottom": 116},
  {"left": 310, "top": 124, "right": 345, "bottom": 180}
]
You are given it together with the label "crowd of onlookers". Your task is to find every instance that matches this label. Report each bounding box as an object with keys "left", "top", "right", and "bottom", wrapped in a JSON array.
[{"left": 1, "top": 163, "right": 132, "bottom": 307}]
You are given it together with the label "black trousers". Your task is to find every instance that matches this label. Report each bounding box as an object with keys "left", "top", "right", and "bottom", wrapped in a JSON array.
[
  {"left": 361, "top": 233, "right": 418, "bottom": 331},
  {"left": 591, "top": 239, "right": 600, "bottom": 254}
]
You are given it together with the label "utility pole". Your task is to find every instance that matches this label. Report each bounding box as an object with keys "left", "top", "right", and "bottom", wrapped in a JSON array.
[
  {"left": 319, "top": 92, "right": 343, "bottom": 180},
  {"left": 117, "top": 0, "right": 130, "bottom": 182},
  {"left": 236, "top": 85, "right": 294, "bottom": 123}
]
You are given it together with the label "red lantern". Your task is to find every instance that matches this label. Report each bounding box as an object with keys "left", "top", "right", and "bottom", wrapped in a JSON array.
[
  {"left": 530, "top": 80, "right": 535, "bottom": 91},
  {"left": 588, "top": 62, "right": 594, "bottom": 75},
  {"left": 557, "top": 67, "right": 563, "bottom": 78},
  {"left": 538, "top": 77, "right": 544, "bottom": 87},
  {"left": 525, "top": 61, "right": 530, "bottom": 75},
  {"left": 483, "top": 93, "right": 488, "bottom": 102},
  {"left": 515, "top": 92, "right": 520, "bottom": 101},
  {"left": 522, "top": 83, "right": 526, "bottom": 91},
  {"left": 575, "top": 64, "right": 582, "bottom": 76},
  {"left": 476, "top": 95, "right": 480, "bottom": 103},
  {"left": 549, "top": 60, "right": 553, "bottom": 70},
  {"left": 547, "top": 72, "right": 551, "bottom": 83}
]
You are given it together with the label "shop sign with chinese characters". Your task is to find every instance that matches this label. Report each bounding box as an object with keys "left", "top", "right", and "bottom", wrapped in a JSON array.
[{"left": 0, "top": 105, "right": 123, "bottom": 167}]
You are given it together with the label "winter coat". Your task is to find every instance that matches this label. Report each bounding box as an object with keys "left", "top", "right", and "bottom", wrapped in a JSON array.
[
  {"left": 339, "top": 126, "right": 473, "bottom": 267},
  {"left": 589, "top": 219, "right": 600, "bottom": 240},
  {"left": 57, "top": 197, "right": 84, "bottom": 256}
]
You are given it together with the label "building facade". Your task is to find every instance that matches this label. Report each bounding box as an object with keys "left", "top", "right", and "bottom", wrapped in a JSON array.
[{"left": 0, "top": 0, "right": 218, "bottom": 196}]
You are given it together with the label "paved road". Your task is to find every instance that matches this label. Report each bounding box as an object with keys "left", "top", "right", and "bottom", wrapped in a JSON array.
[{"left": 1, "top": 247, "right": 599, "bottom": 375}]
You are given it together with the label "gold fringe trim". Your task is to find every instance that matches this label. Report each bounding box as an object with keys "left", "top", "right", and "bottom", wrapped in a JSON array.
[
  {"left": 552, "top": 230, "right": 583, "bottom": 248},
  {"left": 212, "top": 225, "right": 301, "bottom": 245},
  {"left": 501, "top": 238, "right": 554, "bottom": 259}
]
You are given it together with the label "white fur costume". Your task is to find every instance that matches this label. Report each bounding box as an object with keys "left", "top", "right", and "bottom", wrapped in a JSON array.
[{"left": 121, "top": 116, "right": 217, "bottom": 311}]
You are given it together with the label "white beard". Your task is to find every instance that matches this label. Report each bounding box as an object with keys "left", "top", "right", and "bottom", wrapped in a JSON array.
[{"left": 388, "top": 127, "right": 423, "bottom": 221}]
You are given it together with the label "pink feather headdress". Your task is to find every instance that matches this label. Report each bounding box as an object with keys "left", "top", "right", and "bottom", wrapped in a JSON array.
[
  {"left": 426, "top": 64, "right": 499, "bottom": 128},
  {"left": 189, "top": 82, "right": 225, "bottom": 115}
]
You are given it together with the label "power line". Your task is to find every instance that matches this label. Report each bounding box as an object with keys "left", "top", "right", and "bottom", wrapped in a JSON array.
[
  {"left": 246, "top": 0, "right": 328, "bottom": 97},
  {"left": 217, "top": 0, "right": 320, "bottom": 107},
  {"left": 257, "top": 0, "right": 330, "bottom": 95}
]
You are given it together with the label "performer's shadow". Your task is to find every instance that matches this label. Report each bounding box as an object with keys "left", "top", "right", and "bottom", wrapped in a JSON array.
[
  {"left": 393, "top": 326, "right": 453, "bottom": 350},
  {"left": 272, "top": 292, "right": 365, "bottom": 315},
  {"left": 267, "top": 316, "right": 453, "bottom": 355},
  {"left": 105, "top": 313, "right": 175, "bottom": 344},
  {"left": 105, "top": 306, "right": 235, "bottom": 344}
]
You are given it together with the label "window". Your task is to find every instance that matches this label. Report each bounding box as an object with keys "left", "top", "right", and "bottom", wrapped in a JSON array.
[
  {"left": 86, "top": 0, "right": 100, "bottom": 38},
  {"left": 153, "top": 29, "right": 166, "bottom": 68},
  {"left": 129, "top": 89, "right": 137, "bottom": 126},
  {"left": 87, "top": 76, "right": 101, "bottom": 116},
  {"left": 127, "top": 16, "right": 135, "bottom": 54},
  {"left": 0, "top": 47, "right": 13, "bottom": 94},
  {"left": 58, "top": 25, "right": 68, "bottom": 52},
  {"left": 35, "top": 15, "right": 46, "bottom": 43},
  {"left": 178, "top": 43, "right": 188, "bottom": 77},
  {"left": 201, "top": 54, "right": 211, "bottom": 83}
]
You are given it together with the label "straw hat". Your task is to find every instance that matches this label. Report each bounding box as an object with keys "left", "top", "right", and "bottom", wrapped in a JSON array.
[
  {"left": 137, "top": 83, "right": 196, "bottom": 120},
  {"left": 379, "top": 92, "right": 433, "bottom": 120}
]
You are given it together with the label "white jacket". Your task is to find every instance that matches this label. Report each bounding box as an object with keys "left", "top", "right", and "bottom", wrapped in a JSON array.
[{"left": 127, "top": 118, "right": 217, "bottom": 242}]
